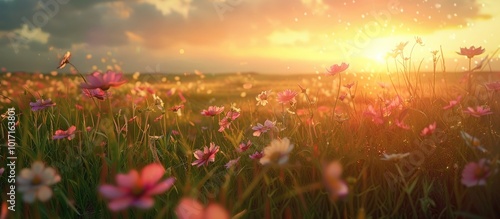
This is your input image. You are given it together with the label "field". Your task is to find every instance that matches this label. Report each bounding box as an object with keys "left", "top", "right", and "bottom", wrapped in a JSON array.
[{"left": 1, "top": 58, "right": 500, "bottom": 218}]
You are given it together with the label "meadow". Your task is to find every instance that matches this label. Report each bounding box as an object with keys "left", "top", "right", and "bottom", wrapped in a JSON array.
[{"left": 1, "top": 44, "right": 500, "bottom": 219}]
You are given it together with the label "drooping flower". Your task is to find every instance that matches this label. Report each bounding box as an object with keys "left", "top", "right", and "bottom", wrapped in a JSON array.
[
  {"left": 17, "top": 161, "right": 61, "bottom": 203},
  {"left": 237, "top": 140, "right": 252, "bottom": 153},
  {"left": 249, "top": 151, "right": 264, "bottom": 160},
  {"left": 175, "top": 198, "right": 230, "bottom": 219},
  {"left": 225, "top": 157, "right": 240, "bottom": 169},
  {"left": 83, "top": 88, "right": 107, "bottom": 100},
  {"left": 56, "top": 51, "right": 71, "bottom": 69},
  {"left": 463, "top": 106, "right": 493, "bottom": 117},
  {"left": 80, "top": 71, "right": 126, "bottom": 91},
  {"left": 326, "top": 62, "right": 349, "bottom": 76},
  {"left": 323, "top": 161, "right": 348, "bottom": 201},
  {"left": 381, "top": 153, "right": 410, "bottom": 162},
  {"left": 485, "top": 81, "right": 500, "bottom": 91},
  {"left": 252, "top": 120, "right": 276, "bottom": 137},
  {"left": 456, "top": 46, "right": 485, "bottom": 59},
  {"left": 52, "top": 126, "right": 77, "bottom": 140},
  {"left": 420, "top": 122, "right": 436, "bottom": 136},
  {"left": 201, "top": 106, "right": 224, "bottom": 117},
  {"left": 443, "top": 96, "right": 462, "bottom": 110},
  {"left": 461, "top": 159, "right": 493, "bottom": 187},
  {"left": 30, "top": 99, "right": 56, "bottom": 111},
  {"left": 276, "top": 89, "right": 298, "bottom": 105},
  {"left": 99, "top": 163, "right": 175, "bottom": 211},
  {"left": 256, "top": 90, "right": 271, "bottom": 106},
  {"left": 459, "top": 131, "right": 487, "bottom": 152},
  {"left": 153, "top": 94, "right": 164, "bottom": 111},
  {"left": 191, "top": 142, "right": 220, "bottom": 167},
  {"left": 260, "top": 138, "right": 294, "bottom": 166}
]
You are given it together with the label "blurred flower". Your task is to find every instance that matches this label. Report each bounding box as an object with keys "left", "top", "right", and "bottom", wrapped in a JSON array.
[
  {"left": 463, "top": 106, "right": 492, "bottom": 117},
  {"left": 201, "top": 106, "right": 224, "bottom": 117},
  {"left": 415, "top": 36, "right": 424, "bottom": 46},
  {"left": 443, "top": 96, "right": 461, "bottom": 110},
  {"left": 343, "top": 82, "right": 355, "bottom": 89},
  {"left": 395, "top": 41, "right": 409, "bottom": 52},
  {"left": 461, "top": 159, "right": 493, "bottom": 187},
  {"left": 170, "top": 104, "right": 184, "bottom": 112},
  {"left": 249, "top": 151, "right": 264, "bottom": 160},
  {"left": 153, "top": 94, "right": 164, "bottom": 111},
  {"left": 75, "top": 104, "right": 83, "bottom": 110},
  {"left": 326, "top": 63, "right": 349, "bottom": 76},
  {"left": 256, "top": 90, "right": 271, "bottom": 106},
  {"left": 338, "top": 92, "right": 347, "bottom": 101},
  {"left": 460, "top": 131, "right": 487, "bottom": 153},
  {"left": 381, "top": 153, "right": 410, "bottom": 162},
  {"left": 363, "top": 105, "right": 384, "bottom": 125},
  {"left": 420, "top": 122, "right": 436, "bottom": 136},
  {"left": 276, "top": 89, "right": 298, "bottom": 105},
  {"left": 83, "top": 88, "right": 106, "bottom": 100},
  {"left": 323, "top": 161, "right": 348, "bottom": 201},
  {"left": 52, "top": 125, "right": 77, "bottom": 140},
  {"left": 485, "top": 81, "right": 500, "bottom": 91},
  {"left": 17, "top": 161, "right": 61, "bottom": 203},
  {"left": 99, "top": 163, "right": 175, "bottom": 211},
  {"left": 225, "top": 157, "right": 240, "bottom": 169},
  {"left": 175, "top": 198, "right": 230, "bottom": 219},
  {"left": 80, "top": 71, "right": 126, "bottom": 91},
  {"left": 456, "top": 46, "right": 485, "bottom": 59},
  {"left": 252, "top": 120, "right": 276, "bottom": 137},
  {"left": 237, "top": 140, "right": 252, "bottom": 153},
  {"left": 0, "top": 168, "right": 4, "bottom": 176},
  {"left": 30, "top": 99, "right": 56, "bottom": 111},
  {"left": 56, "top": 51, "right": 71, "bottom": 69},
  {"left": 192, "top": 142, "right": 220, "bottom": 167},
  {"left": 394, "top": 119, "right": 410, "bottom": 130},
  {"left": 218, "top": 111, "right": 240, "bottom": 132},
  {"left": 260, "top": 138, "right": 294, "bottom": 166}
]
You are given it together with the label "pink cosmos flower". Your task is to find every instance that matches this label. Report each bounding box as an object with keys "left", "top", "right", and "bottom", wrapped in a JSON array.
[
  {"left": 394, "top": 119, "right": 410, "bottom": 130},
  {"left": 83, "top": 88, "right": 107, "bottom": 100},
  {"left": 52, "top": 126, "right": 77, "bottom": 140},
  {"left": 463, "top": 106, "right": 493, "bottom": 117},
  {"left": 176, "top": 198, "right": 230, "bottom": 219},
  {"left": 420, "top": 122, "right": 436, "bottom": 136},
  {"left": 201, "top": 106, "right": 224, "bottom": 117},
  {"left": 343, "top": 82, "right": 355, "bottom": 89},
  {"left": 252, "top": 120, "right": 276, "bottom": 137},
  {"left": 80, "top": 71, "right": 126, "bottom": 91},
  {"left": 57, "top": 51, "right": 71, "bottom": 69},
  {"left": 456, "top": 46, "right": 485, "bottom": 59},
  {"left": 485, "top": 81, "right": 500, "bottom": 91},
  {"left": 363, "top": 105, "right": 384, "bottom": 125},
  {"left": 30, "top": 99, "right": 56, "bottom": 111},
  {"left": 461, "top": 159, "right": 493, "bottom": 187},
  {"left": 170, "top": 104, "right": 184, "bottom": 112},
  {"left": 326, "top": 62, "right": 349, "bottom": 76},
  {"left": 256, "top": 90, "right": 271, "bottom": 106},
  {"left": 191, "top": 142, "right": 220, "bottom": 167},
  {"left": 276, "top": 89, "right": 298, "bottom": 105},
  {"left": 237, "top": 140, "right": 252, "bottom": 153},
  {"left": 225, "top": 157, "right": 240, "bottom": 169},
  {"left": 323, "top": 161, "right": 348, "bottom": 201},
  {"left": 338, "top": 92, "right": 347, "bottom": 101},
  {"left": 99, "top": 163, "right": 176, "bottom": 211},
  {"left": 443, "top": 96, "right": 462, "bottom": 110},
  {"left": 249, "top": 151, "right": 264, "bottom": 160},
  {"left": 218, "top": 111, "right": 240, "bottom": 132}
]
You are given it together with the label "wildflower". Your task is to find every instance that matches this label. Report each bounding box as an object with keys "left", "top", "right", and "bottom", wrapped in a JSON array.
[
  {"left": 17, "top": 161, "right": 61, "bottom": 203},
  {"left": 52, "top": 126, "right": 77, "bottom": 140},
  {"left": 225, "top": 157, "right": 240, "bottom": 169},
  {"left": 338, "top": 92, "right": 347, "bottom": 101},
  {"left": 260, "top": 138, "right": 294, "bottom": 166},
  {"left": 460, "top": 131, "right": 487, "bottom": 152},
  {"left": 80, "top": 71, "right": 126, "bottom": 91},
  {"left": 218, "top": 111, "right": 240, "bottom": 132},
  {"left": 56, "top": 51, "right": 71, "bottom": 69},
  {"left": 456, "top": 46, "right": 485, "bottom": 59},
  {"left": 237, "top": 140, "right": 252, "bottom": 153},
  {"left": 170, "top": 104, "right": 184, "bottom": 112},
  {"left": 381, "top": 153, "right": 410, "bottom": 162},
  {"left": 256, "top": 90, "right": 271, "bottom": 106},
  {"left": 75, "top": 104, "right": 83, "bottom": 110},
  {"left": 461, "top": 159, "right": 493, "bottom": 187},
  {"left": 99, "top": 163, "right": 175, "bottom": 211},
  {"left": 363, "top": 105, "right": 384, "bottom": 125},
  {"left": 394, "top": 119, "right": 410, "bottom": 130},
  {"left": 443, "top": 96, "right": 461, "bottom": 110},
  {"left": 191, "top": 142, "right": 220, "bottom": 167},
  {"left": 252, "top": 120, "right": 276, "bottom": 137},
  {"left": 176, "top": 198, "right": 230, "bottom": 219},
  {"left": 249, "top": 151, "right": 264, "bottom": 160},
  {"left": 276, "top": 89, "right": 298, "bottom": 105},
  {"left": 323, "top": 161, "right": 348, "bottom": 201},
  {"left": 343, "top": 82, "right": 355, "bottom": 89},
  {"left": 153, "top": 94, "right": 164, "bottom": 111},
  {"left": 326, "top": 62, "right": 349, "bottom": 76},
  {"left": 463, "top": 106, "right": 492, "bottom": 117},
  {"left": 395, "top": 41, "right": 409, "bottom": 52},
  {"left": 415, "top": 36, "right": 424, "bottom": 46},
  {"left": 420, "top": 122, "right": 436, "bottom": 136},
  {"left": 201, "top": 106, "right": 224, "bottom": 117},
  {"left": 83, "top": 88, "right": 107, "bottom": 100},
  {"left": 485, "top": 81, "right": 500, "bottom": 91},
  {"left": 30, "top": 99, "right": 56, "bottom": 111}
]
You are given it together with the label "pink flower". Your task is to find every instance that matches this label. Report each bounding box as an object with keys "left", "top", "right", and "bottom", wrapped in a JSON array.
[
  {"left": 363, "top": 105, "right": 384, "bottom": 125},
  {"left": 52, "top": 126, "right": 77, "bottom": 140},
  {"left": 201, "top": 106, "right": 224, "bottom": 117},
  {"left": 99, "top": 163, "right": 175, "bottom": 211},
  {"left": 326, "top": 62, "right": 349, "bottom": 76},
  {"left": 237, "top": 140, "right": 252, "bottom": 153},
  {"left": 80, "top": 71, "right": 126, "bottom": 91},
  {"left": 420, "top": 122, "right": 436, "bottom": 136},
  {"left": 443, "top": 96, "right": 461, "bottom": 110},
  {"left": 225, "top": 157, "right": 240, "bottom": 169},
  {"left": 461, "top": 159, "right": 493, "bottom": 187},
  {"left": 276, "top": 89, "right": 297, "bottom": 105},
  {"left": 338, "top": 92, "right": 347, "bottom": 101},
  {"left": 485, "top": 81, "right": 500, "bottom": 91},
  {"left": 394, "top": 119, "right": 410, "bottom": 130},
  {"left": 175, "top": 198, "right": 230, "bottom": 219},
  {"left": 256, "top": 90, "right": 271, "bottom": 106},
  {"left": 30, "top": 99, "right": 56, "bottom": 111},
  {"left": 463, "top": 106, "right": 493, "bottom": 117},
  {"left": 249, "top": 151, "right": 264, "bottom": 160},
  {"left": 170, "top": 104, "right": 184, "bottom": 112},
  {"left": 343, "top": 82, "right": 355, "bottom": 89},
  {"left": 56, "top": 51, "right": 71, "bottom": 69},
  {"left": 456, "top": 46, "right": 485, "bottom": 59},
  {"left": 323, "top": 161, "right": 348, "bottom": 201},
  {"left": 191, "top": 142, "right": 220, "bottom": 167},
  {"left": 252, "top": 120, "right": 276, "bottom": 137},
  {"left": 83, "top": 88, "right": 107, "bottom": 100},
  {"left": 218, "top": 111, "right": 240, "bottom": 132}
]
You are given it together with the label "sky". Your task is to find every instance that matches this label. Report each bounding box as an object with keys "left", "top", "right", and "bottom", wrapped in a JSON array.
[{"left": 0, "top": 0, "right": 499, "bottom": 74}]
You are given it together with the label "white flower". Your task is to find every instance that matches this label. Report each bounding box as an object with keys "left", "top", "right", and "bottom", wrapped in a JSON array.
[
  {"left": 260, "top": 138, "right": 294, "bottom": 166},
  {"left": 381, "top": 153, "right": 410, "bottom": 162},
  {"left": 17, "top": 161, "right": 61, "bottom": 203}
]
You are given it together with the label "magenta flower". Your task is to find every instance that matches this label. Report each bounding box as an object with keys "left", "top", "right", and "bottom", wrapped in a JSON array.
[
  {"left": 463, "top": 106, "right": 493, "bottom": 117},
  {"left": 52, "top": 126, "right": 77, "bottom": 140},
  {"left": 237, "top": 140, "right": 252, "bottom": 153},
  {"left": 443, "top": 96, "right": 461, "bottom": 110},
  {"left": 276, "top": 89, "right": 298, "bottom": 105},
  {"left": 343, "top": 82, "right": 355, "bottom": 89},
  {"left": 252, "top": 120, "right": 276, "bottom": 137},
  {"left": 420, "top": 122, "right": 436, "bottom": 136},
  {"left": 485, "top": 81, "right": 500, "bottom": 91},
  {"left": 175, "top": 198, "right": 230, "bottom": 219},
  {"left": 99, "top": 163, "right": 175, "bottom": 211},
  {"left": 201, "top": 106, "right": 224, "bottom": 117},
  {"left": 323, "top": 161, "right": 348, "bottom": 201},
  {"left": 80, "top": 71, "right": 126, "bottom": 91},
  {"left": 83, "top": 88, "right": 107, "bottom": 100},
  {"left": 456, "top": 46, "right": 485, "bottom": 59},
  {"left": 363, "top": 105, "right": 384, "bottom": 125},
  {"left": 192, "top": 142, "right": 220, "bottom": 167},
  {"left": 225, "top": 157, "right": 240, "bottom": 169},
  {"left": 394, "top": 119, "right": 410, "bottom": 130},
  {"left": 249, "top": 151, "right": 264, "bottom": 160},
  {"left": 30, "top": 99, "right": 56, "bottom": 111},
  {"left": 218, "top": 111, "right": 240, "bottom": 132},
  {"left": 326, "top": 62, "right": 349, "bottom": 76},
  {"left": 461, "top": 159, "right": 493, "bottom": 187}
]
